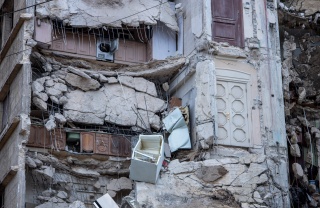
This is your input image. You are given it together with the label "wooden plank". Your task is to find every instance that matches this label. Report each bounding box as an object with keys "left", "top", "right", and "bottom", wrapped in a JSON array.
[
  {"left": 0, "top": 166, "right": 18, "bottom": 190},
  {"left": 0, "top": 116, "right": 20, "bottom": 150},
  {"left": 27, "top": 126, "right": 66, "bottom": 150}
]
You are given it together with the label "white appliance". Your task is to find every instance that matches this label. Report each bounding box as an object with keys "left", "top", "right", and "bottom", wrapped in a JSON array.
[{"left": 96, "top": 38, "right": 119, "bottom": 62}]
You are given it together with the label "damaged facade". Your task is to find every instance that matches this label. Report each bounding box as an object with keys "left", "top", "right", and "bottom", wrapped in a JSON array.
[{"left": 0, "top": 0, "right": 291, "bottom": 208}]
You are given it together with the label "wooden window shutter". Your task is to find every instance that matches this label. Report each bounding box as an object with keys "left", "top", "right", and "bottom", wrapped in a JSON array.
[{"left": 211, "top": 0, "right": 244, "bottom": 47}]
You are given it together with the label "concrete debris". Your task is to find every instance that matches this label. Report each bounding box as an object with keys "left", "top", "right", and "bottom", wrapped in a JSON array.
[
  {"left": 54, "top": 113, "right": 67, "bottom": 124},
  {"left": 253, "top": 191, "right": 263, "bottom": 204},
  {"left": 195, "top": 165, "right": 228, "bottom": 182},
  {"left": 26, "top": 156, "right": 37, "bottom": 168},
  {"left": 42, "top": 189, "right": 56, "bottom": 197},
  {"left": 68, "top": 201, "right": 86, "bottom": 208},
  {"left": 33, "top": 166, "right": 55, "bottom": 183},
  {"left": 33, "top": 96, "right": 48, "bottom": 111},
  {"left": 67, "top": 66, "right": 92, "bottom": 79},
  {"left": 45, "top": 115, "right": 56, "bottom": 131},
  {"left": 33, "top": 91, "right": 49, "bottom": 101},
  {"left": 99, "top": 74, "right": 109, "bottom": 83},
  {"left": 57, "top": 191, "right": 68, "bottom": 199},
  {"left": 32, "top": 80, "right": 45, "bottom": 93},
  {"left": 93, "top": 181, "right": 101, "bottom": 190},
  {"left": 292, "top": 163, "right": 304, "bottom": 179},
  {"left": 107, "top": 177, "right": 132, "bottom": 191},
  {"left": 64, "top": 73, "right": 101, "bottom": 91},
  {"left": 290, "top": 144, "right": 301, "bottom": 157},
  {"left": 107, "top": 77, "right": 118, "bottom": 84},
  {"left": 36, "top": 0, "right": 178, "bottom": 31}
]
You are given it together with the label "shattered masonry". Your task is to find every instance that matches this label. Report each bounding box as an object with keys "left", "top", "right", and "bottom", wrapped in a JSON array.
[{"left": 0, "top": 0, "right": 308, "bottom": 208}]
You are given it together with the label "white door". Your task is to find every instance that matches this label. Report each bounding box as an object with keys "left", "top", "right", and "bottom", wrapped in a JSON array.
[{"left": 216, "top": 80, "right": 251, "bottom": 147}]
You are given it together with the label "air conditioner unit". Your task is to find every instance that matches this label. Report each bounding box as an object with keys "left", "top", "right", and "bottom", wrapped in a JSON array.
[{"left": 96, "top": 38, "right": 119, "bottom": 62}]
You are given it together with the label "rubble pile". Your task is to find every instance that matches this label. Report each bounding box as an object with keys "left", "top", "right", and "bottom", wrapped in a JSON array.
[
  {"left": 280, "top": 0, "right": 320, "bottom": 207},
  {"left": 31, "top": 52, "right": 167, "bottom": 132},
  {"left": 26, "top": 152, "right": 133, "bottom": 207}
]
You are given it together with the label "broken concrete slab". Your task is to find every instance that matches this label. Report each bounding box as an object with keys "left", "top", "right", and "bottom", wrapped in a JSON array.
[
  {"left": 32, "top": 80, "right": 45, "bottom": 93},
  {"left": 136, "top": 92, "right": 166, "bottom": 113},
  {"left": 26, "top": 156, "right": 37, "bottom": 168},
  {"left": 36, "top": 0, "right": 178, "bottom": 31},
  {"left": 64, "top": 90, "right": 107, "bottom": 125},
  {"left": 68, "top": 201, "right": 86, "bottom": 208},
  {"left": 104, "top": 84, "right": 138, "bottom": 126},
  {"left": 33, "top": 91, "right": 48, "bottom": 102},
  {"left": 64, "top": 73, "right": 100, "bottom": 91},
  {"left": 45, "top": 115, "right": 56, "bottom": 131},
  {"left": 33, "top": 97, "right": 47, "bottom": 111},
  {"left": 107, "top": 177, "right": 132, "bottom": 191},
  {"left": 292, "top": 163, "right": 304, "bottom": 179},
  {"left": 57, "top": 191, "right": 68, "bottom": 199},
  {"left": 195, "top": 165, "right": 228, "bottom": 182},
  {"left": 54, "top": 113, "right": 67, "bottom": 124},
  {"left": 67, "top": 66, "right": 91, "bottom": 79}
]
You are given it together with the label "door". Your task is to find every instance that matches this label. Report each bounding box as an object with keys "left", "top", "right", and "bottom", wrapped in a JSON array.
[{"left": 216, "top": 80, "right": 250, "bottom": 147}]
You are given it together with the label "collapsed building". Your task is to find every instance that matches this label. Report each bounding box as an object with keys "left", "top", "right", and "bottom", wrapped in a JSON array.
[
  {"left": 279, "top": 0, "right": 320, "bottom": 207},
  {"left": 0, "top": 0, "right": 292, "bottom": 208}
]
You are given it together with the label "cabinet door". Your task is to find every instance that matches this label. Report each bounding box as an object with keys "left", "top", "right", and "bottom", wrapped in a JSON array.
[
  {"left": 81, "top": 132, "right": 95, "bottom": 153},
  {"left": 216, "top": 80, "right": 250, "bottom": 147},
  {"left": 95, "top": 133, "right": 111, "bottom": 155}
]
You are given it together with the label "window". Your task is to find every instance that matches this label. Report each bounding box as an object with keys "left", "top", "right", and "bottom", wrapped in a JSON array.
[
  {"left": 216, "top": 69, "right": 251, "bottom": 147},
  {"left": 211, "top": 0, "right": 244, "bottom": 47},
  {"left": 0, "top": 0, "right": 14, "bottom": 48}
]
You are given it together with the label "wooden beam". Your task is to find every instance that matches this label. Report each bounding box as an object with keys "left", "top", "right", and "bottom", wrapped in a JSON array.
[
  {"left": 0, "top": 116, "right": 20, "bottom": 150},
  {"left": 0, "top": 166, "right": 18, "bottom": 190}
]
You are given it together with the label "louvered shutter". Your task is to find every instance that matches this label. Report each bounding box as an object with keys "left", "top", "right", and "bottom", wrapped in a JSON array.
[{"left": 211, "top": 0, "right": 244, "bottom": 47}]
